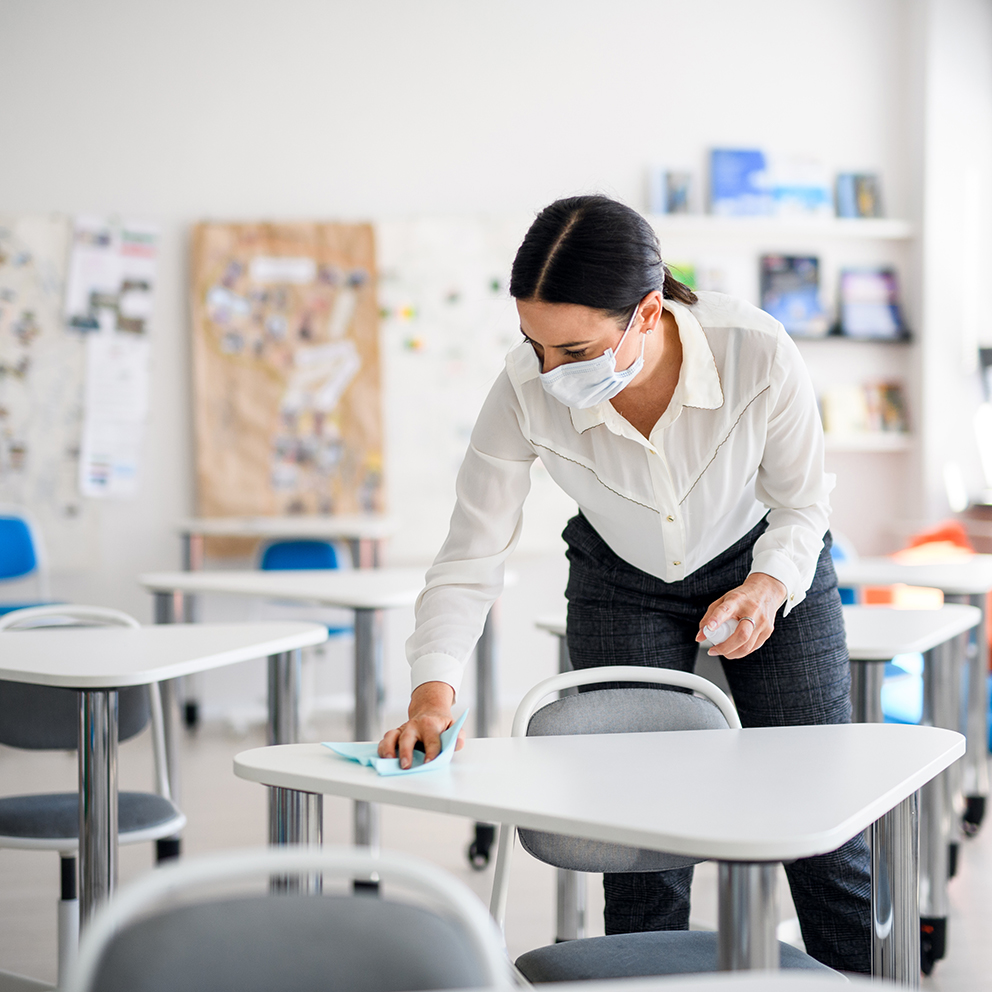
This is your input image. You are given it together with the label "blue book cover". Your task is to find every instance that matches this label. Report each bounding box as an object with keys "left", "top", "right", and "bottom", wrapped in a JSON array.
[
  {"left": 760, "top": 255, "right": 828, "bottom": 336},
  {"left": 710, "top": 149, "right": 774, "bottom": 216}
]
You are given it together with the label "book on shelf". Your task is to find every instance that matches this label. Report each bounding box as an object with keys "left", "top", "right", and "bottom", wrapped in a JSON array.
[
  {"left": 648, "top": 168, "right": 694, "bottom": 214},
  {"left": 838, "top": 267, "right": 907, "bottom": 339},
  {"left": 710, "top": 149, "right": 773, "bottom": 216},
  {"left": 820, "top": 380, "right": 908, "bottom": 436},
  {"left": 709, "top": 149, "right": 831, "bottom": 218},
  {"left": 760, "top": 254, "right": 829, "bottom": 337},
  {"left": 836, "top": 173, "right": 883, "bottom": 218}
]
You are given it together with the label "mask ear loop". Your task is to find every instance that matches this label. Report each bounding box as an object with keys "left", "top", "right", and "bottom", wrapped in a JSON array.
[{"left": 612, "top": 303, "right": 641, "bottom": 355}]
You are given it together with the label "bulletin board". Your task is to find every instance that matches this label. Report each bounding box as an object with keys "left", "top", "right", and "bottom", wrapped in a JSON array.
[
  {"left": 190, "top": 223, "right": 383, "bottom": 522},
  {"left": 0, "top": 214, "right": 99, "bottom": 568}
]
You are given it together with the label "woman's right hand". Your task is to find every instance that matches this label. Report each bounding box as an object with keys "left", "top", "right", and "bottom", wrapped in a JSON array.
[{"left": 378, "top": 681, "right": 464, "bottom": 769}]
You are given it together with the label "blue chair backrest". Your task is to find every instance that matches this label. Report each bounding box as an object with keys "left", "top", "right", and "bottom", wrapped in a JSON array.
[
  {"left": 0, "top": 517, "right": 37, "bottom": 581},
  {"left": 260, "top": 540, "right": 339, "bottom": 571},
  {"left": 829, "top": 540, "right": 856, "bottom": 605}
]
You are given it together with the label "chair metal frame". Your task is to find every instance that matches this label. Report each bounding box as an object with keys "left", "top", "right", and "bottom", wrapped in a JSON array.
[
  {"left": 65, "top": 846, "right": 514, "bottom": 992},
  {"left": 0, "top": 605, "right": 185, "bottom": 985},
  {"left": 490, "top": 665, "right": 741, "bottom": 932}
]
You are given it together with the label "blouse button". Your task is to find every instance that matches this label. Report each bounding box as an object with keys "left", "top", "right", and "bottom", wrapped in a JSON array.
[
  {"left": 673, "top": 560, "right": 681, "bottom": 566},
  {"left": 666, "top": 515, "right": 675, "bottom": 522}
]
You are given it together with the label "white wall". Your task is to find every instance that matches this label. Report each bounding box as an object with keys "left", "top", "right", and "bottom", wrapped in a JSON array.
[
  {"left": 0, "top": 0, "right": 953, "bottom": 716},
  {"left": 917, "top": 0, "right": 992, "bottom": 516}
]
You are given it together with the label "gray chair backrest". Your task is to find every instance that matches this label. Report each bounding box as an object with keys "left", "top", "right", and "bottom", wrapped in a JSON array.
[
  {"left": 0, "top": 607, "right": 149, "bottom": 749},
  {"left": 518, "top": 687, "right": 730, "bottom": 873},
  {"left": 91, "top": 894, "right": 493, "bottom": 992}
]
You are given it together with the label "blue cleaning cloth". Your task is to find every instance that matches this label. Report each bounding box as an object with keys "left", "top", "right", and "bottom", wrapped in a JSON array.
[{"left": 322, "top": 709, "right": 469, "bottom": 776}]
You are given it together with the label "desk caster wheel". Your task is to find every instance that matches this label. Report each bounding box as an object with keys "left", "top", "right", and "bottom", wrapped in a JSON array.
[
  {"left": 963, "top": 795, "right": 985, "bottom": 836},
  {"left": 155, "top": 837, "right": 181, "bottom": 863},
  {"left": 921, "top": 917, "right": 946, "bottom": 976},
  {"left": 183, "top": 700, "right": 200, "bottom": 729},
  {"left": 468, "top": 823, "right": 496, "bottom": 870}
]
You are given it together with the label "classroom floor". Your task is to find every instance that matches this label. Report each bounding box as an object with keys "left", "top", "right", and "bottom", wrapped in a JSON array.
[{"left": 1, "top": 709, "right": 990, "bottom": 988}]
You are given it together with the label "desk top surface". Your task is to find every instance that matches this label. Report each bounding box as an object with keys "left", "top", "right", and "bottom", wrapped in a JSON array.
[
  {"left": 178, "top": 515, "right": 397, "bottom": 539},
  {"left": 0, "top": 622, "right": 327, "bottom": 688},
  {"left": 236, "top": 722, "right": 962, "bottom": 862},
  {"left": 538, "top": 604, "right": 981, "bottom": 659},
  {"left": 138, "top": 567, "right": 425, "bottom": 609},
  {"left": 834, "top": 554, "right": 992, "bottom": 593}
]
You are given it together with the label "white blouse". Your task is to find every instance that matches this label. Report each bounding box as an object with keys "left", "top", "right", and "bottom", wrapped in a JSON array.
[{"left": 408, "top": 291, "right": 834, "bottom": 695}]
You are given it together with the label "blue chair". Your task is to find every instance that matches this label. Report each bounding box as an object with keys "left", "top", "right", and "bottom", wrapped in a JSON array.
[
  {"left": 0, "top": 503, "right": 60, "bottom": 615},
  {"left": 258, "top": 540, "right": 354, "bottom": 637},
  {"left": 828, "top": 533, "right": 857, "bottom": 606}
]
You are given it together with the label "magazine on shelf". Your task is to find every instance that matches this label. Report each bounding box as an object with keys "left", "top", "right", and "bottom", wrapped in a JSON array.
[
  {"left": 838, "top": 267, "right": 907, "bottom": 339},
  {"left": 836, "top": 173, "right": 883, "bottom": 218},
  {"left": 648, "top": 168, "right": 694, "bottom": 214},
  {"left": 759, "top": 255, "right": 829, "bottom": 337}
]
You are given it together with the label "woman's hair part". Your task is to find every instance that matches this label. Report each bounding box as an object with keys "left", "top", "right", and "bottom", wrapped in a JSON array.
[{"left": 510, "top": 194, "right": 697, "bottom": 322}]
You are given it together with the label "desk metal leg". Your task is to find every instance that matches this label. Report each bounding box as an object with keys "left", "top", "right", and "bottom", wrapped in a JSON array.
[
  {"left": 920, "top": 641, "right": 954, "bottom": 973},
  {"left": 268, "top": 786, "right": 322, "bottom": 893},
  {"left": 717, "top": 862, "right": 779, "bottom": 970},
  {"left": 78, "top": 689, "right": 119, "bottom": 928},
  {"left": 178, "top": 534, "right": 203, "bottom": 727},
  {"left": 267, "top": 650, "right": 302, "bottom": 746},
  {"left": 151, "top": 590, "right": 183, "bottom": 860},
  {"left": 551, "top": 631, "right": 587, "bottom": 941},
  {"left": 850, "top": 659, "right": 885, "bottom": 724},
  {"left": 466, "top": 604, "right": 500, "bottom": 871},
  {"left": 871, "top": 791, "right": 919, "bottom": 986},
  {"left": 949, "top": 593, "right": 990, "bottom": 833},
  {"left": 354, "top": 608, "right": 382, "bottom": 852}
]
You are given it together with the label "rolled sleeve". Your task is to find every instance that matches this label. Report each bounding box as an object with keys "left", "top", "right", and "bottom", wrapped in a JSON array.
[{"left": 750, "top": 331, "right": 834, "bottom": 614}]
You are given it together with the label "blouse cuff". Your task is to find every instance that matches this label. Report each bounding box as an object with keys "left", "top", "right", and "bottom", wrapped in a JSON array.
[
  {"left": 410, "top": 653, "right": 463, "bottom": 698},
  {"left": 749, "top": 552, "right": 803, "bottom": 616}
]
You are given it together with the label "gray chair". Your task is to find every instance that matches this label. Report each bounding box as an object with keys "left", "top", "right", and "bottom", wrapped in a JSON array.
[
  {"left": 64, "top": 845, "right": 514, "bottom": 992},
  {"left": 0, "top": 605, "right": 186, "bottom": 986},
  {"left": 488, "top": 666, "right": 837, "bottom": 982}
]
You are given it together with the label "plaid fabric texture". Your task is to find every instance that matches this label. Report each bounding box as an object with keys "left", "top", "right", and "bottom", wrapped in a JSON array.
[{"left": 562, "top": 512, "right": 871, "bottom": 973}]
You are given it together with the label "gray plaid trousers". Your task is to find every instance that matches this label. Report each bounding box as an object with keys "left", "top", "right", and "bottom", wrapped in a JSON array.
[{"left": 563, "top": 512, "right": 871, "bottom": 974}]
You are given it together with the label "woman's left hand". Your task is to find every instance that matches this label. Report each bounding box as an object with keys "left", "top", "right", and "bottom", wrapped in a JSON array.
[{"left": 696, "top": 572, "right": 788, "bottom": 659}]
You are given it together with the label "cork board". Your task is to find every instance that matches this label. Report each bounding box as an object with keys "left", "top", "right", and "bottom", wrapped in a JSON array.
[{"left": 190, "top": 222, "right": 382, "bottom": 531}]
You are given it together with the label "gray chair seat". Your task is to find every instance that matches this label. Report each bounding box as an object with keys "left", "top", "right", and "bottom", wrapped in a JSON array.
[
  {"left": 93, "top": 894, "right": 492, "bottom": 992},
  {"left": 0, "top": 792, "right": 181, "bottom": 841},
  {"left": 515, "top": 930, "right": 838, "bottom": 982}
]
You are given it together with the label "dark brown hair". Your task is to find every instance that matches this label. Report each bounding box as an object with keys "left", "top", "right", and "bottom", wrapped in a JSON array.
[{"left": 509, "top": 195, "right": 697, "bottom": 323}]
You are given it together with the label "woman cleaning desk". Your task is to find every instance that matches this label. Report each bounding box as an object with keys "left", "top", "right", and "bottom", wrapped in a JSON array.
[{"left": 378, "top": 195, "right": 868, "bottom": 973}]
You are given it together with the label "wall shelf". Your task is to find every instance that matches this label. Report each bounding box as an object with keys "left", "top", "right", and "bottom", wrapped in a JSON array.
[
  {"left": 824, "top": 433, "right": 912, "bottom": 453},
  {"left": 648, "top": 215, "right": 913, "bottom": 241}
]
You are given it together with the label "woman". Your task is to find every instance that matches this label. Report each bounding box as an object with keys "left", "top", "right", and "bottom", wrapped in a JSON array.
[{"left": 379, "top": 195, "right": 870, "bottom": 972}]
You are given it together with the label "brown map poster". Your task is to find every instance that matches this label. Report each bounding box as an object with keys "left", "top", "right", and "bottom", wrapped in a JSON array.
[{"left": 190, "top": 223, "right": 382, "bottom": 524}]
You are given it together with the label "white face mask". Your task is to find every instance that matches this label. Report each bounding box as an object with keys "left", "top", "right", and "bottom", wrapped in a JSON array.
[{"left": 537, "top": 306, "right": 644, "bottom": 409}]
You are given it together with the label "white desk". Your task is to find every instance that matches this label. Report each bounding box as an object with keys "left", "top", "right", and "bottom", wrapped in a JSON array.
[
  {"left": 0, "top": 622, "right": 327, "bottom": 926},
  {"left": 835, "top": 555, "right": 992, "bottom": 830},
  {"left": 536, "top": 605, "right": 981, "bottom": 969},
  {"left": 141, "top": 568, "right": 431, "bottom": 855},
  {"left": 236, "top": 723, "right": 962, "bottom": 985},
  {"left": 178, "top": 514, "right": 397, "bottom": 569}
]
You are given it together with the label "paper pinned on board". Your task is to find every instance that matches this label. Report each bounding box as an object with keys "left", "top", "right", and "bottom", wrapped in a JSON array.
[{"left": 322, "top": 709, "right": 469, "bottom": 776}]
